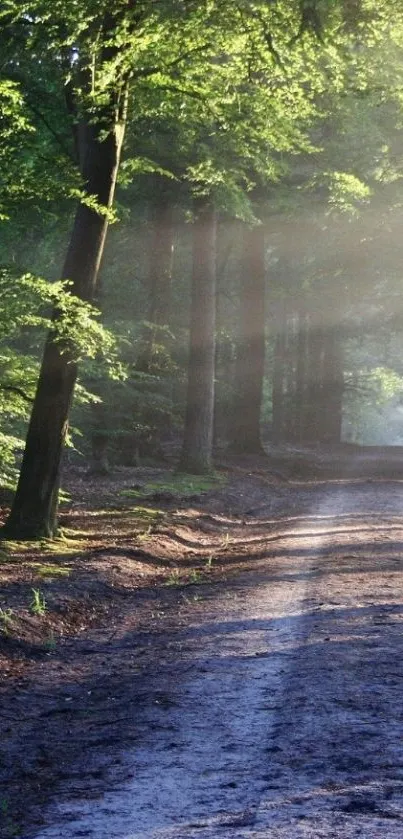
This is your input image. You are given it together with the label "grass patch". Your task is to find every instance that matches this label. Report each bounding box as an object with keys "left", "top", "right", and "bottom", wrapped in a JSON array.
[
  {"left": 0, "top": 536, "right": 88, "bottom": 557},
  {"left": 165, "top": 568, "right": 181, "bottom": 586},
  {"left": 74, "top": 507, "right": 165, "bottom": 522},
  {"left": 41, "top": 536, "right": 87, "bottom": 553},
  {"left": 60, "top": 527, "right": 93, "bottom": 538},
  {"left": 0, "top": 608, "right": 14, "bottom": 634},
  {"left": 129, "top": 505, "right": 164, "bottom": 520},
  {"left": 35, "top": 564, "right": 71, "bottom": 578},
  {"left": 29, "top": 588, "right": 46, "bottom": 616},
  {"left": 122, "top": 472, "right": 226, "bottom": 500},
  {"left": 165, "top": 567, "right": 207, "bottom": 587},
  {"left": 0, "top": 540, "right": 45, "bottom": 554}
]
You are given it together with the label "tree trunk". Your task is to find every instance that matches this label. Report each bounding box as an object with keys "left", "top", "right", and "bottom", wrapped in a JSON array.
[
  {"left": 89, "top": 401, "right": 111, "bottom": 476},
  {"left": 126, "top": 188, "right": 175, "bottom": 462},
  {"left": 213, "top": 217, "right": 238, "bottom": 446},
  {"left": 148, "top": 193, "right": 175, "bottom": 329},
  {"left": 295, "top": 305, "right": 309, "bottom": 442},
  {"left": 229, "top": 223, "right": 266, "bottom": 454},
  {"left": 138, "top": 189, "right": 175, "bottom": 373},
  {"left": 284, "top": 312, "right": 298, "bottom": 441},
  {"left": 321, "top": 327, "right": 344, "bottom": 443},
  {"left": 3, "top": 98, "right": 127, "bottom": 538},
  {"left": 271, "top": 306, "right": 287, "bottom": 442},
  {"left": 304, "top": 319, "right": 325, "bottom": 443},
  {"left": 178, "top": 199, "right": 217, "bottom": 474}
]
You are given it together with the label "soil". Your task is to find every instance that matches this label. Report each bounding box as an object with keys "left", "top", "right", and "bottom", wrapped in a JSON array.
[{"left": 1, "top": 445, "right": 403, "bottom": 838}]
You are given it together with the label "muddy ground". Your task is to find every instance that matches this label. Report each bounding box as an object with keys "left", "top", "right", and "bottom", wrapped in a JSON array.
[{"left": 1, "top": 445, "right": 403, "bottom": 838}]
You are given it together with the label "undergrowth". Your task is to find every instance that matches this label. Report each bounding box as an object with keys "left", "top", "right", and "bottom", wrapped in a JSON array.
[{"left": 122, "top": 472, "right": 226, "bottom": 499}]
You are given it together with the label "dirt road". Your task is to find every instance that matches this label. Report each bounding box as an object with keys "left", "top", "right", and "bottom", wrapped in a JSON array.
[{"left": 24, "top": 473, "right": 403, "bottom": 839}]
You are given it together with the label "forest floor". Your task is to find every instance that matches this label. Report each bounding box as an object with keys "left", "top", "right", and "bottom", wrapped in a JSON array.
[{"left": 1, "top": 444, "right": 403, "bottom": 838}]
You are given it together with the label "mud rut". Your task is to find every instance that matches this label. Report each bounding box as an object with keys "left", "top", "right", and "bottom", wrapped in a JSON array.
[{"left": 29, "top": 474, "right": 403, "bottom": 838}]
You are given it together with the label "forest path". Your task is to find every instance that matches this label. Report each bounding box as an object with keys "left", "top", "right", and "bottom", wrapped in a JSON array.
[{"left": 29, "top": 474, "right": 403, "bottom": 839}]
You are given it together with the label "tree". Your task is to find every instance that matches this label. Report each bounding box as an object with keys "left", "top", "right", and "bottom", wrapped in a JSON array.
[
  {"left": 230, "top": 221, "right": 266, "bottom": 454},
  {"left": 3, "top": 4, "right": 130, "bottom": 537},
  {"left": 178, "top": 199, "right": 217, "bottom": 474}
]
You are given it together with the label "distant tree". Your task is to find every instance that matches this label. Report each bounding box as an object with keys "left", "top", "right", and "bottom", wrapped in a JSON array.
[
  {"left": 230, "top": 222, "right": 266, "bottom": 454},
  {"left": 179, "top": 199, "right": 217, "bottom": 474}
]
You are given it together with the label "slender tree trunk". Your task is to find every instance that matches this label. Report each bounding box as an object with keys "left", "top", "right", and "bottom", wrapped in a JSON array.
[
  {"left": 3, "top": 97, "right": 127, "bottom": 538},
  {"left": 295, "top": 304, "right": 309, "bottom": 442},
  {"left": 138, "top": 189, "right": 175, "bottom": 372},
  {"left": 179, "top": 198, "right": 217, "bottom": 474},
  {"left": 271, "top": 310, "right": 287, "bottom": 443},
  {"left": 304, "top": 319, "right": 325, "bottom": 443},
  {"left": 321, "top": 327, "right": 344, "bottom": 443},
  {"left": 127, "top": 189, "right": 175, "bottom": 461},
  {"left": 213, "top": 217, "right": 238, "bottom": 446},
  {"left": 148, "top": 194, "right": 174, "bottom": 329},
  {"left": 90, "top": 401, "right": 111, "bottom": 476},
  {"left": 229, "top": 223, "right": 266, "bottom": 453},
  {"left": 284, "top": 312, "right": 298, "bottom": 441}
]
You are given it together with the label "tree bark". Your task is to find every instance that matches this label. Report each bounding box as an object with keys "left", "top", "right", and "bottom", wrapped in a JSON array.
[
  {"left": 304, "top": 319, "right": 325, "bottom": 443},
  {"left": 178, "top": 198, "right": 217, "bottom": 474},
  {"left": 295, "top": 304, "right": 309, "bottom": 442},
  {"left": 213, "top": 217, "right": 238, "bottom": 446},
  {"left": 89, "top": 401, "right": 111, "bottom": 476},
  {"left": 321, "top": 327, "right": 344, "bottom": 443},
  {"left": 271, "top": 305, "right": 287, "bottom": 443},
  {"left": 148, "top": 193, "right": 175, "bottom": 329},
  {"left": 284, "top": 312, "right": 298, "bottom": 441},
  {"left": 230, "top": 223, "right": 266, "bottom": 453},
  {"left": 138, "top": 188, "right": 175, "bottom": 373},
  {"left": 3, "top": 92, "right": 127, "bottom": 538}
]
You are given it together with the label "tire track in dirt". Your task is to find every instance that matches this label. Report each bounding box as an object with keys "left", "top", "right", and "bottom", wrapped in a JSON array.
[
  {"left": 30, "top": 479, "right": 403, "bottom": 839},
  {"left": 29, "top": 511, "right": 318, "bottom": 837},
  {"left": 251, "top": 480, "right": 403, "bottom": 838}
]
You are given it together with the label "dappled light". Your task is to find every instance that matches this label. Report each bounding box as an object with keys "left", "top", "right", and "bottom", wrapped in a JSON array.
[{"left": 3, "top": 1, "right": 403, "bottom": 836}]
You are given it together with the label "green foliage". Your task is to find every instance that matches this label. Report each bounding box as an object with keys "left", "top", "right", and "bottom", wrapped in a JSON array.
[
  {"left": 0, "top": 607, "right": 14, "bottom": 634},
  {"left": 74, "top": 318, "right": 180, "bottom": 466},
  {"left": 325, "top": 171, "right": 372, "bottom": 213},
  {"left": 29, "top": 587, "right": 46, "bottom": 616},
  {"left": 0, "top": 269, "right": 124, "bottom": 486},
  {"left": 122, "top": 472, "right": 225, "bottom": 499},
  {"left": 344, "top": 363, "right": 403, "bottom": 444},
  {"left": 369, "top": 367, "right": 403, "bottom": 402},
  {"left": 2, "top": 0, "right": 403, "bottom": 479},
  {"left": 36, "top": 564, "right": 71, "bottom": 578}
]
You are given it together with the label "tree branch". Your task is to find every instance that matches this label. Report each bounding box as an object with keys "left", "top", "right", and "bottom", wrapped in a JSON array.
[
  {"left": 132, "top": 42, "right": 211, "bottom": 80},
  {"left": 0, "top": 384, "right": 34, "bottom": 403},
  {"left": 25, "top": 99, "right": 76, "bottom": 164}
]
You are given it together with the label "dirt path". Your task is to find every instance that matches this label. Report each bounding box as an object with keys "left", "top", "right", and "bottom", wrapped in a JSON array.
[{"left": 21, "top": 474, "right": 403, "bottom": 839}]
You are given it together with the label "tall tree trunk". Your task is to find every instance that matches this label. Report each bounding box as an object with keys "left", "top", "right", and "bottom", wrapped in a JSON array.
[
  {"left": 148, "top": 193, "right": 175, "bottom": 329},
  {"left": 179, "top": 199, "right": 217, "bottom": 474},
  {"left": 213, "top": 217, "right": 238, "bottom": 446},
  {"left": 295, "top": 304, "right": 309, "bottom": 442},
  {"left": 271, "top": 311, "right": 287, "bottom": 443},
  {"left": 138, "top": 188, "right": 175, "bottom": 373},
  {"left": 229, "top": 223, "right": 266, "bottom": 454},
  {"left": 128, "top": 188, "right": 175, "bottom": 462},
  {"left": 3, "top": 95, "right": 127, "bottom": 538},
  {"left": 90, "top": 401, "right": 111, "bottom": 476},
  {"left": 321, "top": 327, "right": 344, "bottom": 443},
  {"left": 304, "top": 319, "right": 325, "bottom": 443},
  {"left": 284, "top": 312, "right": 298, "bottom": 441}
]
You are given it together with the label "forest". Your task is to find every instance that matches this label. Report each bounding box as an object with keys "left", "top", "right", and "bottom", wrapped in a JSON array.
[
  {"left": 1, "top": 0, "right": 403, "bottom": 536},
  {"left": 2, "top": 2, "right": 403, "bottom": 838}
]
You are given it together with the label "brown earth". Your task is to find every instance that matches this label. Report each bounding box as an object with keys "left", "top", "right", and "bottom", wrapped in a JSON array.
[{"left": 1, "top": 445, "right": 403, "bottom": 839}]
